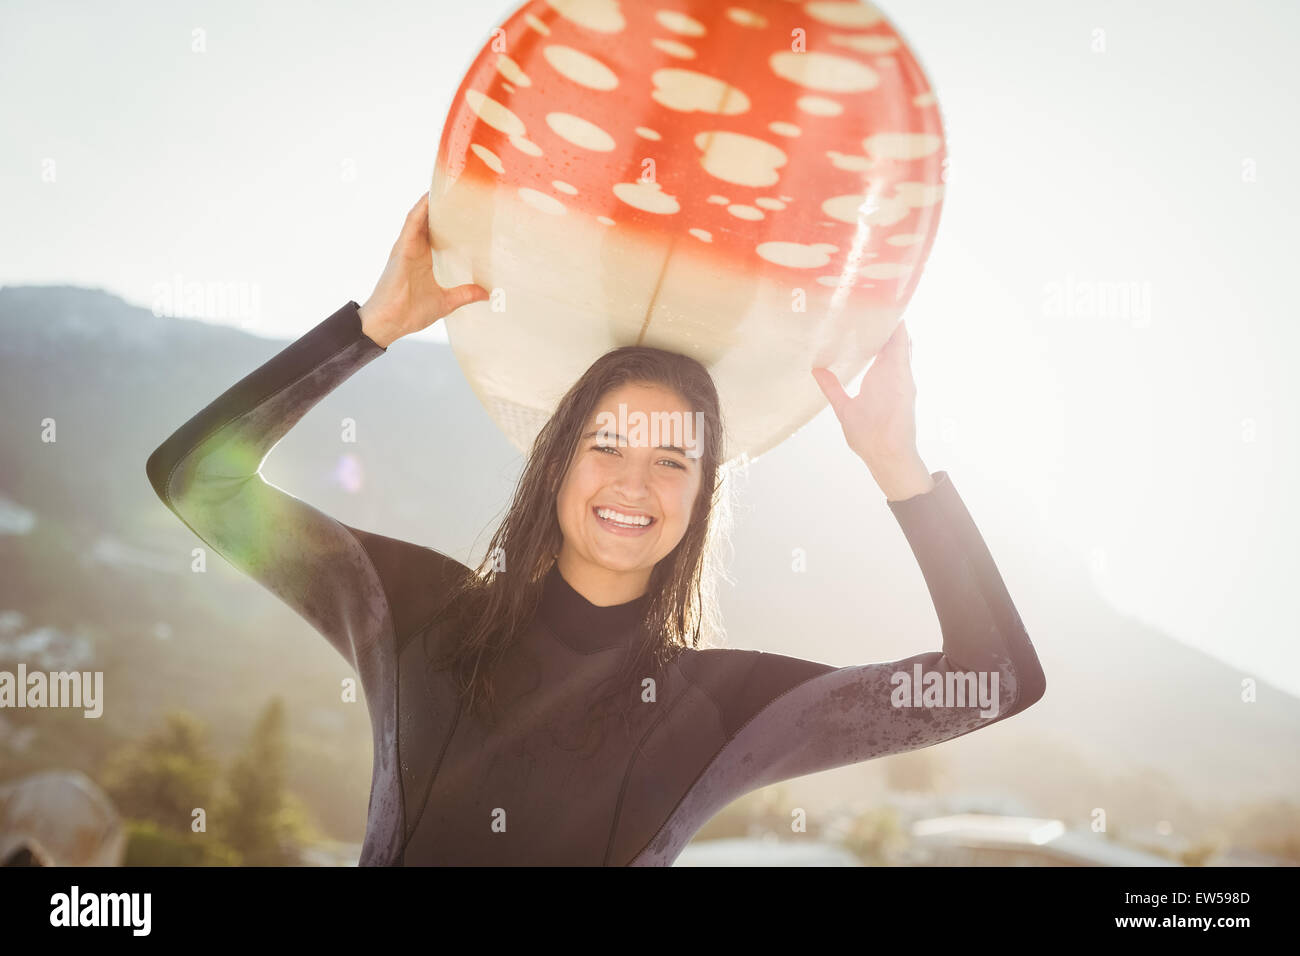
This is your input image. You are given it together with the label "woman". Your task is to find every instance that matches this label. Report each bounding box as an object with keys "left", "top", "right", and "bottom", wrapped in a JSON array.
[{"left": 145, "top": 193, "right": 1046, "bottom": 866}]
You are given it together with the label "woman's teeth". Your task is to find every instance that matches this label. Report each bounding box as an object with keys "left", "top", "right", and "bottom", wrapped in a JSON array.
[{"left": 595, "top": 507, "right": 653, "bottom": 527}]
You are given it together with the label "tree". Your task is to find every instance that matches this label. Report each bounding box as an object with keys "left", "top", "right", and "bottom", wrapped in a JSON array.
[
  {"left": 99, "top": 710, "right": 219, "bottom": 829},
  {"left": 99, "top": 710, "right": 240, "bottom": 865},
  {"left": 219, "top": 697, "right": 312, "bottom": 865}
]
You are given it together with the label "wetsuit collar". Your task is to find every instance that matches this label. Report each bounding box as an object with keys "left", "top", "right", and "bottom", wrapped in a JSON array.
[{"left": 537, "top": 563, "right": 651, "bottom": 654}]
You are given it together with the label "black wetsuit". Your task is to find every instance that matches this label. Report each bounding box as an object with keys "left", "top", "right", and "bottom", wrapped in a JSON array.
[{"left": 145, "top": 300, "right": 1046, "bottom": 866}]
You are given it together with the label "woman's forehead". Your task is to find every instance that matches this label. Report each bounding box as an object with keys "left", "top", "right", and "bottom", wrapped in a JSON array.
[{"left": 592, "top": 382, "right": 691, "bottom": 416}]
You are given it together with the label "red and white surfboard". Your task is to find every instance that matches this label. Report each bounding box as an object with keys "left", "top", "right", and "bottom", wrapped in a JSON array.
[{"left": 430, "top": 0, "right": 945, "bottom": 463}]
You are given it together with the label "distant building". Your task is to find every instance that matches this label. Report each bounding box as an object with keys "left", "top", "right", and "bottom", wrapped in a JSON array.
[
  {"left": 675, "top": 837, "right": 861, "bottom": 866},
  {"left": 0, "top": 625, "right": 94, "bottom": 670},
  {"left": 909, "top": 813, "right": 1181, "bottom": 866},
  {"left": 0, "top": 496, "right": 36, "bottom": 535},
  {"left": 299, "top": 842, "right": 363, "bottom": 867},
  {"left": 0, "top": 771, "right": 126, "bottom": 866},
  {"left": 1207, "top": 847, "right": 1297, "bottom": 867}
]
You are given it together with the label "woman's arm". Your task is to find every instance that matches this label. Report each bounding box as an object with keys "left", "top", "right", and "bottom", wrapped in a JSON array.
[
  {"left": 733, "top": 468, "right": 1044, "bottom": 784},
  {"left": 781, "top": 319, "right": 1047, "bottom": 759},
  {"left": 146, "top": 195, "right": 487, "bottom": 674},
  {"left": 144, "top": 300, "right": 457, "bottom": 673},
  {"left": 631, "top": 469, "right": 1046, "bottom": 864}
]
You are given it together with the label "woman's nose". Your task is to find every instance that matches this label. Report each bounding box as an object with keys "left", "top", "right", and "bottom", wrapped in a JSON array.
[{"left": 612, "top": 457, "right": 651, "bottom": 496}]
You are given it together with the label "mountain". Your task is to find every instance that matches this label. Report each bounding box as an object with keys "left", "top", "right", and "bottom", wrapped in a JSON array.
[{"left": 1, "top": 284, "right": 1296, "bottom": 848}]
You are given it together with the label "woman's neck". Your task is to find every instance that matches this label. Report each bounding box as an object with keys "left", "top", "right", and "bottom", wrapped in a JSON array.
[{"left": 554, "top": 552, "right": 651, "bottom": 607}]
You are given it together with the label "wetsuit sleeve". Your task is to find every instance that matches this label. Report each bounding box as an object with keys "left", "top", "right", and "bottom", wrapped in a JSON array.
[
  {"left": 694, "top": 471, "right": 1045, "bottom": 794},
  {"left": 144, "top": 300, "right": 464, "bottom": 674}
]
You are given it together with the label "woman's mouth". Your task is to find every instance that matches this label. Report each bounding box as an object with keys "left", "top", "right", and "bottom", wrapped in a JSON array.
[{"left": 593, "top": 506, "right": 655, "bottom": 536}]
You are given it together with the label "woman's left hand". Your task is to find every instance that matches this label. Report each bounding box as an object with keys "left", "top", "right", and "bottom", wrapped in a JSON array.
[{"left": 812, "top": 319, "right": 935, "bottom": 501}]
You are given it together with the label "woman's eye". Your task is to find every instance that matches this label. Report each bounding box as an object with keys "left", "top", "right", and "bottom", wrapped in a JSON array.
[{"left": 592, "top": 445, "right": 685, "bottom": 470}]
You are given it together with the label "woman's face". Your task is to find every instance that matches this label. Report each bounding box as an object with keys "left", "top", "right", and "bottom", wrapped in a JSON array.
[{"left": 555, "top": 382, "right": 704, "bottom": 597}]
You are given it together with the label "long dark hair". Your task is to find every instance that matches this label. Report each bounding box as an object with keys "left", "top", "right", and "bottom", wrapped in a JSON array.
[{"left": 426, "top": 345, "right": 734, "bottom": 751}]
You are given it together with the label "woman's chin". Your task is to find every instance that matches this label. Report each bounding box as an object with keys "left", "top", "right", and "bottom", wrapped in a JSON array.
[
  {"left": 586, "top": 543, "right": 656, "bottom": 573},
  {"left": 592, "top": 553, "right": 649, "bottom": 573}
]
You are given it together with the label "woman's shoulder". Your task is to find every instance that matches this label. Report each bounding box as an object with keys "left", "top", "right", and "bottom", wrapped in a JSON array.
[{"left": 341, "top": 524, "right": 474, "bottom": 648}]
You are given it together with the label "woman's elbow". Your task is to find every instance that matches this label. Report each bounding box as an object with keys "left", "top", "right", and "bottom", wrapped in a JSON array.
[
  {"left": 1013, "top": 657, "right": 1046, "bottom": 713},
  {"left": 145, "top": 443, "right": 173, "bottom": 504}
]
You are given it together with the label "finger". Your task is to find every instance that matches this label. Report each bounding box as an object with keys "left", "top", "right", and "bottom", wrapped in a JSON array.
[
  {"left": 443, "top": 283, "right": 491, "bottom": 313},
  {"left": 811, "top": 367, "right": 851, "bottom": 419},
  {"left": 871, "top": 320, "right": 909, "bottom": 370},
  {"left": 400, "top": 193, "right": 431, "bottom": 241},
  {"left": 897, "top": 319, "right": 913, "bottom": 362},
  {"left": 881, "top": 319, "right": 908, "bottom": 355}
]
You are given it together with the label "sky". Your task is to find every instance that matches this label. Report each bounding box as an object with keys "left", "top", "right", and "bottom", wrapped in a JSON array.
[{"left": 2, "top": 0, "right": 1297, "bottom": 693}]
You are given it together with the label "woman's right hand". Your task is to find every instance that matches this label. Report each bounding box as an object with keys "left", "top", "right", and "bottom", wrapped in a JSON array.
[{"left": 358, "top": 191, "right": 489, "bottom": 348}]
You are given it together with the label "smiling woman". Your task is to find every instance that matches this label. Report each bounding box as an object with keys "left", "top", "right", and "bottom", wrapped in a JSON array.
[
  {"left": 560, "top": 383, "right": 715, "bottom": 612},
  {"left": 144, "top": 194, "right": 1045, "bottom": 866}
]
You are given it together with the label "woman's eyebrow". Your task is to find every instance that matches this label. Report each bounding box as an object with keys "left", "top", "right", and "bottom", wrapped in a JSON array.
[{"left": 582, "top": 428, "right": 692, "bottom": 456}]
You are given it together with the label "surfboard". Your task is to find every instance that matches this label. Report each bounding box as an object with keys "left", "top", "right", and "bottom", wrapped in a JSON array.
[{"left": 429, "top": 0, "right": 946, "bottom": 464}]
